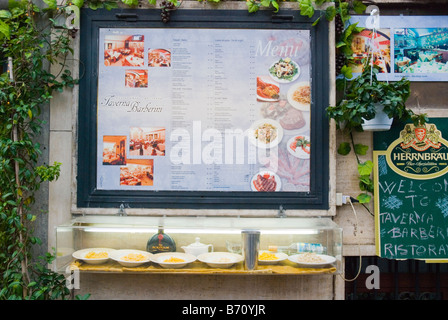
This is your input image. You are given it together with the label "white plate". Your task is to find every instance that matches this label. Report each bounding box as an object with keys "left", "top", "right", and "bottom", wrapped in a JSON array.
[
  {"left": 269, "top": 59, "right": 300, "bottom": 83},
  {"left": 287, "top": 135, "right": 310, "bottom": 159},
  {"left": 248, "top": 118, "right": 283, "bottom": 149},
  {"left": 258, "top": 251, "right": 288, "bottom": 265},
  {"left": 72, "top": 248, "right": 116, "bottom": 265},
  {"left": 197, "top": 252, "right": 244, "bottom": 268},
  {"left": 151, "top": 252, "right": 197, "bottom": 269},
  {"left": 287, "top": 81, "right": 311, "bottom": 111},
  {"left": 250, "top": 170, "right": 281, "bottom": 192},
  {"left": 110, "top": 249, "right": 153, "bottom": 267},
  {"left": 288, "top": 253, "right": 336, "bottom": 267},
  {"left": 256, "top": 76, "right": 280, "bottom": 102}
]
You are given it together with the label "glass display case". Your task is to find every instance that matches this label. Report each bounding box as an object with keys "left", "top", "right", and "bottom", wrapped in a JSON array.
[{"left": 55, "top": 215, "right": 342, "bottom": 275}]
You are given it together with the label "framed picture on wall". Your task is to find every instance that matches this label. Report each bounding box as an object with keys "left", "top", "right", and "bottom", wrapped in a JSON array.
[{"left": 77, "top": 9, "right": 330, "bottom": 209}]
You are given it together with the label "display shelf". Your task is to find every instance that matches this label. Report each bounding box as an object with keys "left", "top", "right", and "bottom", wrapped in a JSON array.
[{"left": 55, "top": 215, "right": 342, "bottom": 275}]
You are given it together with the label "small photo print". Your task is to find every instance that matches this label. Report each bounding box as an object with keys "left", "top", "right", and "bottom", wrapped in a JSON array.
[
  {"left": 104, "top": 34, "right": 145, "bottom": 67},
  {"left": 102, "top": 135, "right": 126, "bottom": 165},
  {"left": 148, "top": 49, "right": 171, "bottom": 67},
  {"left": 125, "top": 70, "right": 148, "bottom": 88},
  {"left": 394, "top": 28, "right": 448, "bottom": 74},
  {"left": 129, "top": 127, "right": 166, "bottom": 156},
  {"left": 120, "top": 160, "right": 154, "bottom": 186},
  {"left": 350, "top": 29, "right": 391, "bottom": 74}
]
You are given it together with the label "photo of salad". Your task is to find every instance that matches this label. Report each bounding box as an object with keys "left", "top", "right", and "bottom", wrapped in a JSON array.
[{"left": 269, "top": 57, "right": 300, "bottom": 83}]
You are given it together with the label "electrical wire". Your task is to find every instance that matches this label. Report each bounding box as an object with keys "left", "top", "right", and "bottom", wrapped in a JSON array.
[{"left": 339, "top": 197, "right": 363, "bottom": 282}]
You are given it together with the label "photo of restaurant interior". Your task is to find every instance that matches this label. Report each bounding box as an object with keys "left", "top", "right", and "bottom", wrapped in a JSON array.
[
  {"left": 351, "top": 29, "right": 391, "bottom": 73},
  {"left": 129, "top": 127, "right": 166, "bottom": 156},
  {"left": 395, "top": 28, "right": 448, "bottom": 73},
  {"left": 125, "top": 70, "right": 148, "bottom": 88},
  {"left": 104, "top": 34, "right": 145, "bottom": 67},
  {"left": 102, "top": 135, "right": 126, "bottom": 165}
]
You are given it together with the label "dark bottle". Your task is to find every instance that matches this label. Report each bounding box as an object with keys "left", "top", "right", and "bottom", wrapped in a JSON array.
[{"left": 146, "top": 227, "right": 176, "bottom": 253}]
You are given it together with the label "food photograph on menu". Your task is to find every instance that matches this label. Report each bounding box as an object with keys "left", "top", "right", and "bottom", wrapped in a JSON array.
[{"left": 96, "top": 28, "right": 312, "bottom": 192}]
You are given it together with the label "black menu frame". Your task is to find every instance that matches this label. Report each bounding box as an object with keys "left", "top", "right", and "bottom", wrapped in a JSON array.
[{"left": 76, "top": 8, "right": 330, "bottom": 210}]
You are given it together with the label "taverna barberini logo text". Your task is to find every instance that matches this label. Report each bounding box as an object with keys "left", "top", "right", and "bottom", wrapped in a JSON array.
[{"left": 386, "top": 123, "right": 448, "bottom": 179}]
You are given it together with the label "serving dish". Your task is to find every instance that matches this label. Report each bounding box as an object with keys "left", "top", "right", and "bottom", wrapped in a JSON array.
[
  {"left": 72, "top": 248, "right": 116, "bottom": 265},
  {"left": 287, "top": 81, "right": 311, "bottom": 111},
  {"left": 269, "top": 58, "right": 300, "bottom": 83},
  {"left": 257, "top": 250, "right": 288, "bottom": 265},
  {"left": 151, "top": 252, "right": 197, "bottom": 269},
  {"left": 110, "top": 249, "right": 153, "bottom": 267},
  {"left": 251, "top": 170, "right": 281, "bottom": 192},
  {"left": 287, "top": 135, "right": 310, "bottom": 159},
  {"left": 197, "top": 252, "right": 244, "bottom": 268},
  {"left": 288, "top": 253, "right": 336, "bottom": 267},
  {"left": 248, "top": 118, "right": 283, "bottom": 149}
]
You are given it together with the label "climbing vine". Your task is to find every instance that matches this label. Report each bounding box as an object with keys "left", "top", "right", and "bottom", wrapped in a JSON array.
[{"left": 0, "top": 0, "right": 369, "bottom": 299}]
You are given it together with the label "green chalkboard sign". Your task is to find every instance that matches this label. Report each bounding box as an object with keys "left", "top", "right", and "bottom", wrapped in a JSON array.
[{"left": 374, "top": 118, "right": 448, "bottom": 261}]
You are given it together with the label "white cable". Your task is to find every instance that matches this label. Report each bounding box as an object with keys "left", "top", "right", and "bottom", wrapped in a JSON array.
[{"left": 339, "top": 197, "right": 363, "bottom": 282}]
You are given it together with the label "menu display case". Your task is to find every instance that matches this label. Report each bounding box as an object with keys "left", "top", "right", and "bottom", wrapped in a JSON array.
[{"left": 55, "top": 216, "right": 342, "bottom": 275}]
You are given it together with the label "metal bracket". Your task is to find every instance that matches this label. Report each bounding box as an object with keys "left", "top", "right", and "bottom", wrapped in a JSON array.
[
  {"left": 277, "top": 205, "right": 286, "bottom": 218},
  {"left": 116, "top": 13, "right": 138, "bottom": 22}
]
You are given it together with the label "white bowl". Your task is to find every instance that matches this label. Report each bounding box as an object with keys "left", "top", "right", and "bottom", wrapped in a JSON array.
[
  {"left": 110, "top": 249, "right": 152, "bottom": 267},
  {"left": 151, "top": 252, "right": 197, "bottom": 269},
  {"left": 258, "top": 250, "right": 288, "bottom": 265},
  {"left": 197, "top": 252, "right": 244, "bottom": 268},
  {"left": 72, "top": 248, "right": 116, "bottom": 265}
]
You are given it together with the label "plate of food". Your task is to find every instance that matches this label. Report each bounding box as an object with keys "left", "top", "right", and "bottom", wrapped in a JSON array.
[
  {"left": 287, "top": 81, "right": 311, "bottom": 111},
  {"left": 287, "top": 135, "right": 310, "bottom": 159},
  {"left": 197, "top": 252, "right": 244, "bottom": 268},
  {"left": 269, "top": 58, "right": 300, "bottom": 83},
  {"left": 251, "top": 170, "right": 281, "bottom": 192},
  {"left": 258, "top": 250, "right": 288, "bottom": 265},
  {"left": 110, "top": 249, "right": 153, "bottom": 267},
  {"left": 288, "top": 252, "right": 336, "bottom": 267},
  {"left": 248, "top": 119, "right": 283, "bottom": 149},
  {"left": 72, "top": 248, "right": 116, "bottom": 265},
  {"left": 256, "top": 76, "right": 280, "bottom": 101},
  {"left": 151, "top": 252, "right": 197, "bottom": 269}
]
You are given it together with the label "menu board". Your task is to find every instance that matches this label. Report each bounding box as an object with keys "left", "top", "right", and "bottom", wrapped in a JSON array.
[
  {"left": 349, "top": 15, "right": 448, "bottom": 81},
  {"left": 97, "top": 28, "right": 312, "bottom": 193},
  {"left": 374, "top": 119, "right": 448, "bottom": 261}
]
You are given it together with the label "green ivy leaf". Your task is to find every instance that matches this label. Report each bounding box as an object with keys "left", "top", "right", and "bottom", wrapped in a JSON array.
[
  {"left": 246, "top": 1, "right": 259, "bottom": 13},
  {"left": 340, "top": 65, "right": 353, "bottom": 79},
  {"left": 354, "top": 143, "right": 368, "bottom": 155},
  {"left": 72, "top": 0, "right": 84, "bottom": 8},
  {"left": 325, "top": 6, "right": 336, "bottom": 21},
  {"left": 337, "top": 142, "right": 351, "bottom": 155},
  {"left": 352, "top": 0, "right": 367, "bottom": 14},
  {"left": 299, "top": 0, "right": 314, "bottom": 18},
  {"left": 0, "top": 20, "right": 10, "bottom": 39},
  {"left": 147, "top": 0, "right": 157, "bottom": 5},
  {"left": 358, "top": 160, "right": 373, "bottom": 176},
  {"left": 42, "top": 0, "right": 57, "bottom": 10},
  {"left": 357, "top": 193, "right": 371, "bottom": 204},
  {"left": 121, "top": 0, "right": 138, "bottom": 6}
]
